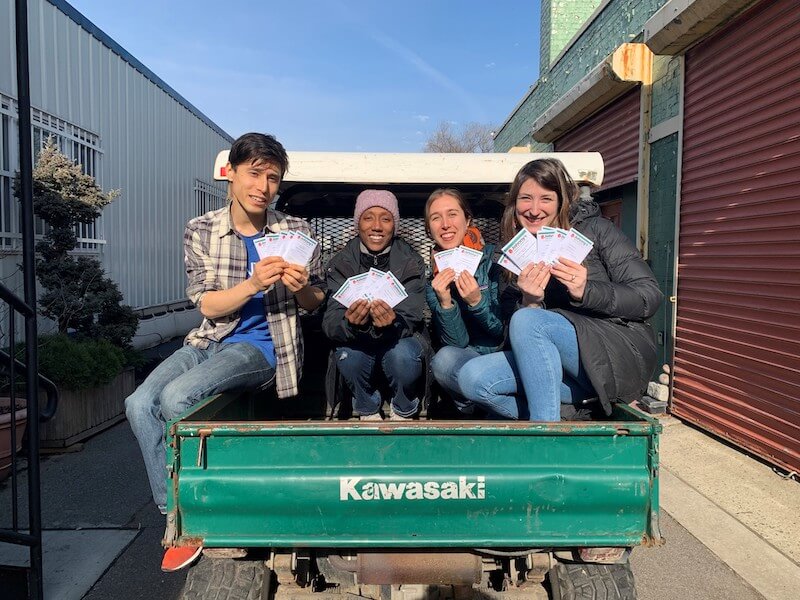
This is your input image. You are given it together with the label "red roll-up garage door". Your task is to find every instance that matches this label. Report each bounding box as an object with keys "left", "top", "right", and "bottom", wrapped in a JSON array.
[
  {"left": 674, "top": 0, "right": 800, "bottom": 473},
  {"left": 553, "top": 88, "right": 640, "bottom": 192}
]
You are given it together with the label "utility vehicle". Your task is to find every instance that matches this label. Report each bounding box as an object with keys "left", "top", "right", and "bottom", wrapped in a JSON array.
[{"left": 167, "top": 151, "right": 661, "bottom": 600}]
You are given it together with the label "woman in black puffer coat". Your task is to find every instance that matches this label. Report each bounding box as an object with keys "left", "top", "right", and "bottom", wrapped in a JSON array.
[{"left": 458, "top": 159, "right": 663, "bottom": 420}]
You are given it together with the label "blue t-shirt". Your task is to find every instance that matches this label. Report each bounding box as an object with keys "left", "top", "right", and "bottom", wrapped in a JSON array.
[{"left": 222, "top": 233, "right": 276, "bottom": 367}]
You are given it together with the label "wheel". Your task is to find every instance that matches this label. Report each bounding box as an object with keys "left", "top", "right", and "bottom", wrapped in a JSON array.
[
  {"left": 548, "top": 562, "right": 636, "bottom": 600},
  {"left": 180, "top": 555, "right": 266, "bottom": 600}
]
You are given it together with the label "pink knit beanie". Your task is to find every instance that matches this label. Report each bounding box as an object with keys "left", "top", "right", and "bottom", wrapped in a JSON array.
[{"left": 354, "top": 190, "right": 400, "bottom": 229}]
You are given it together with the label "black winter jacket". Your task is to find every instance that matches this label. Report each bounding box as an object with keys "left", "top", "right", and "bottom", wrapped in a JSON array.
[
  {"left": 502, "top": 200, "right": 663, "bottom": 415},
  {"left": 322, "top": 237, "right": 427, "bottom": 348}
]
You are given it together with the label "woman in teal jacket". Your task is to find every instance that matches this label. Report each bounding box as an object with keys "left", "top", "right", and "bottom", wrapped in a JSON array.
[{"left": 425, "top": 188, "right": 504, "bottom": 413}]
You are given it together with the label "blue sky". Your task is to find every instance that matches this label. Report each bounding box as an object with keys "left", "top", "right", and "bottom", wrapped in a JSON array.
[{"left": 67, "top": 0, "right": 540, "bottom": 151}]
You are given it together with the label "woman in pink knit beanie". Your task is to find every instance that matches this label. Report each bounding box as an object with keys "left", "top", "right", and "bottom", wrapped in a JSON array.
[{"left": 321, "top": 189, "right": 429, "bottom": 421}]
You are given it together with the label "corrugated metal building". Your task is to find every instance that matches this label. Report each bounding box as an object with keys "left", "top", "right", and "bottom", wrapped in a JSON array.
[
  {"left": 1, "top": 0, "right": 232, "bottom": 344},
  {"left": 495, "top": 0, "right": 800, "bottom": 474}
]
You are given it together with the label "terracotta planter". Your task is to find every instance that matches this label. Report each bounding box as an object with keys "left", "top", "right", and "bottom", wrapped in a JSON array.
[
  {"left": 0, "top": 401, "right": 27, "bottom": 481},
  {"left": 40, "top": 367, "right": 135, "bottom": 448}
]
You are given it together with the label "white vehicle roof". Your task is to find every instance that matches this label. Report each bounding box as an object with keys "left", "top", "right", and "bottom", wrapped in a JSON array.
[{"left": 213, "top": 150, "right": 604, "bottom": 188}]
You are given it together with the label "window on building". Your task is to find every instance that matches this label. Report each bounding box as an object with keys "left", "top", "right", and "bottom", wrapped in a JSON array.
[
  {"left": 194, "top": 178, "right": 227, "bottom": 216},
  {"left": 0, "top": 97, "right": 15, "bottom": 250},
  {"left": 0, "top": 94, "right": 105, "bottom": 251},
  {"left": 31, "top": 108, "right": 103, "bottom": 250}
]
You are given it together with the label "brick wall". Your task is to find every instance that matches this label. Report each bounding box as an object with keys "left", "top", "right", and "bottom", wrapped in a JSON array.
[
  {"left": 651, "top": 55, "right": 682, "bottom": 126},
  {"left": 540, "top": 0, "right": 553, "bottom": 76},
  {"left": 547, "top": 0, "right": 604, "bottom": 69},
  {"left": 495, "top": 0, "right": 669, "bottom": 151}
]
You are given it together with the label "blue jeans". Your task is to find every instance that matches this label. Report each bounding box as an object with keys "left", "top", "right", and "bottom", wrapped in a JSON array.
[
  {"left": 125, "top": 341, "right": 275, "bottom": 511},
  {"left": 334, "top": 336, "right": 423, "bottom": 417},
  {"left": 431, "top": 346, "right": 480, "bottom": 413},
  {"left": 458, "top": 309, "right": 594, "bottom": 421}
]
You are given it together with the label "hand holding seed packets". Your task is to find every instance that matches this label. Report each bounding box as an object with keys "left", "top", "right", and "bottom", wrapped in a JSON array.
[
  {"left": 433, "top": 245, "right": 483, "bottom": 276},
  {"left": 498, "top": 227, "right": 594, "bottom": 275},
  {"left": 332, "top": 268, "right": 409, "bottom": 308},
  {"left": 253, "top": 230, "right": 319, "bottom": 266}
]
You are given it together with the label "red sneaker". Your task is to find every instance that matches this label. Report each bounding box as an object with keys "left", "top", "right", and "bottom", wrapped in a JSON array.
[{"left": 161, "top": 545, "right": 203, "bottom": 572}]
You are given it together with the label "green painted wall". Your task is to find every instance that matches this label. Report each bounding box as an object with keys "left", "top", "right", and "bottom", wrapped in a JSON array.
[
  {"left": 540, "top": 0, "right": 604, "bottom": 73},
  {"left": 651, "top": 55, "right": 682, "bottom": 126},
  {"left": 647, "top": 55, "right": 682, "bottom": 368},
  {"left": 647, "top": 134, "right": 678, "bottom": 367},
  {"left": 495, "top": 0, "right": 669, "bottom": 151},
  {"left": 540, "top": 0, "right": 553, "bottom": 76}
]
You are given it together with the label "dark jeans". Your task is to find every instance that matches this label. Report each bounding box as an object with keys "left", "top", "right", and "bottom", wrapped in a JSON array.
[{"left": 334, "top": 336, "right": 424, "bottom": 417}]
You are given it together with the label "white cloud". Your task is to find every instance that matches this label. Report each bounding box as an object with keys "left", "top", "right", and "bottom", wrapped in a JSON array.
[
  {"left": 485, "top": 62, "right": 496, "bottom": 68},
  {"left": 413, "top": 114, "right": 430, "bottom": 122}
]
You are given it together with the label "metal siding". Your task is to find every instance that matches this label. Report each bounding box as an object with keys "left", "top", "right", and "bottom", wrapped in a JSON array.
[
  {"left": 1, "top": 0, "right": 16, "bottom": 95},
  {"left": 0, "top": 0, "right": 231, "bottom": 309},
  {"left": 79, "top": 25, "right": 92, "bottom": 128},
  {"left": 674, "top": 0, "right": 800, "bottom": 474},
  {"left": 553, "top": 88, "right": 640, "bottom": 191},
  {"left": 30, "top": 0, "right": 45, "bottom": 107},
  {"left": 50, "top": 1, "right": 64, "bottom": 115}
]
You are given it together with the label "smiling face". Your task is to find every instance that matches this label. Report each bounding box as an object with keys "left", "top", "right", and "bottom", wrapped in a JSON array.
[
  {"left": 227, "top": 159, "right": 281, "bottom": 219},
  {"left": 515, "top": 177, "right": 560, "bottom": 234},
  {"left": 358, "top": 206, "right": 395, "bottom": 252},
  {"left": 427, "top": 194, "right": 469, "bottom": 250}
]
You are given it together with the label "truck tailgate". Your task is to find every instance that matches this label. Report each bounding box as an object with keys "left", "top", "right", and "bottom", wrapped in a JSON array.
[{"left": 167, "top": 398, "right": 661, "bottom": 549}]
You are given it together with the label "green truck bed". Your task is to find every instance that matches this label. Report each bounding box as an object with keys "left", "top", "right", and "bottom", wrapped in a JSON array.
[{"left": 164, "top": 394, "right": 662, "bottom": 551}]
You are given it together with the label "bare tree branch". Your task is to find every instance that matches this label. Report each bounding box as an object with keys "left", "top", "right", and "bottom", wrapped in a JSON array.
[{"left": 423, "top": 122, "right": 496, "bottom": 153}]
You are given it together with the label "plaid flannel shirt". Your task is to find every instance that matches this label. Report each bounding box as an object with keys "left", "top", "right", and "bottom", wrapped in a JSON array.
[{"left": 183, "top": 204, "right": 325, "bottom": 398}]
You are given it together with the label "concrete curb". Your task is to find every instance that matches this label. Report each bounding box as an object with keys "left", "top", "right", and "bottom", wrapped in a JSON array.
[{"left": 660, "top": 466, "right": 800, "bottom": 600}]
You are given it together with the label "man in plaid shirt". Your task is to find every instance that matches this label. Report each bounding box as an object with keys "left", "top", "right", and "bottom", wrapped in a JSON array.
[{"left": 125, "top": 133, "right": 325, "bottom": 514}]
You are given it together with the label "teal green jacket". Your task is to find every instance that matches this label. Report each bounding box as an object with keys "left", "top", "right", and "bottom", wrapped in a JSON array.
[{"left": 425, "top": 244, "right": 505, "bottom": 355}]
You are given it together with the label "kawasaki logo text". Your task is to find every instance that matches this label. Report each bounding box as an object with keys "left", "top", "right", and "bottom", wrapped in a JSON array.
[{"left": 339, "top": 476, "right": 486, "bottom": 501}]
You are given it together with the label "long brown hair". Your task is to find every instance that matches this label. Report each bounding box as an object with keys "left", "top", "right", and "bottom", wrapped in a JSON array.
[{"left": 500, "top": 158, "right": 579, "bottom": 245}]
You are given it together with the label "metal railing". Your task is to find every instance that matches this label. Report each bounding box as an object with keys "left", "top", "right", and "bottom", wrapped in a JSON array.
[
  {"left": 0, "top": 2, "right": 48, "bottom": 597},
  {"left": 0, "top": 284, "right": 59, "bottom": 599}
]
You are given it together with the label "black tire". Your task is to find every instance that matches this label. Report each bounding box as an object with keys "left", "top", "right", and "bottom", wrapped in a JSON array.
[
  {"left": 180, "top": 556, "right": 266, "bottom": 600},
  {"left": 548, "top": 562, "right": 637, "bottom": 600}
]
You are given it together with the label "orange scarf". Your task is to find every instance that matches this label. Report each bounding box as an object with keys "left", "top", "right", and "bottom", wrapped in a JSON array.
[{"left": 431, "top": 225, "right": 485, "bottom": 275}]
